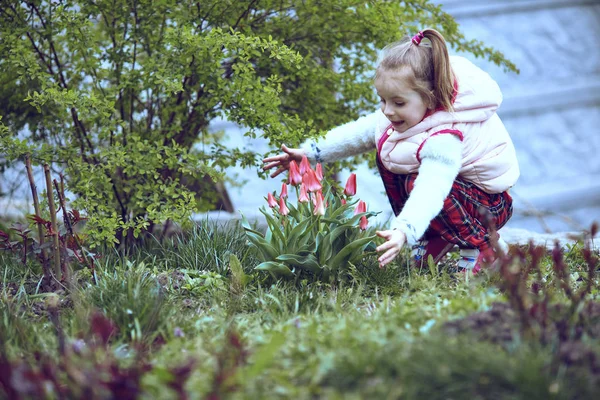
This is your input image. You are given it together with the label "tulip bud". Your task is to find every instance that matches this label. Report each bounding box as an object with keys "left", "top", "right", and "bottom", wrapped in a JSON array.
[
  {"left": 359, "top": 216, "right": 368, "bottom": 230},
  {"left": 288, "top": 161, "right": 303, "bottom": 186},
  {"left": 302, "top": 169, "right": 322, "bottom": 192},
  {"left": 298, "top": 184, "right": 310, "bottom": 203},
  {"left": 280, "top": 182, "right": 288, "bottom": 198},
  {"left": 354, "top": 200, "right": 366, "bottom": 215},
  {"left": 299, "top": 155, "right": 311, "bottom": 175},
  {"left": 315, "top": 163, "right": 324, "bottom": 182},
  {"left": 267, "top": 192, "right": 277, "bottom": 208},
  {"left": 344, "top": 173, "right": 357, "bottom": 196},
  {"left": 278, "top": 196, "right": 290, "bottom": 216},
  {"left": 313, "top": 191, "right": 325, "bottom": 216}
]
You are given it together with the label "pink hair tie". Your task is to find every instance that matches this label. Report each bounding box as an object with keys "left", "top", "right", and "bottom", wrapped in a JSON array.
[{"left": 412, "top": 31, "right": 425, "bottom": 46}]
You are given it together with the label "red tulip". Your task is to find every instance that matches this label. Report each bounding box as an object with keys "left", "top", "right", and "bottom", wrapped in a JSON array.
[
  {"left": 288, "top": 160, "right": 303, "bottom": 186},
  {"left": 313, "top": 191, "right": 325, "bottom": 216},
  {"left": 278, "top": 196, "right": 290, "bottom": 216},
  {"left": 302, "top": 169, "right": 322, "bottom": 192},
  {"left": 359, "top": 216, "right": 368, "bottom": 230},
  {"left": 280, "top": 182, "right": 288, "bottom": 198},
  {"left": 354, "top": 200, "right": 366, "bottom": 215},
  {"left": 344, "top": 173, "right": 357, "bottom": 196},
  {"left": 341, "top": 198, "right": 347, "bottom": 205},
  {"left": 315, "top": 163, "right": 324, "bottom": 182},
  {"left": 267, "top": 192, "right": 277, "bottom": 208},
  {"left": 298, "top": 184, "right": 310, "bottom": 203},
  {"left": 299, "top": 155, "right": 311, "bottom": 175}
]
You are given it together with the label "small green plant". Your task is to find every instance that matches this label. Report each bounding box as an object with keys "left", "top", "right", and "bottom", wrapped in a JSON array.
[
  {"left": 241, "top": 158, "right": 378, "bottom": 281},
  {"left": 81, "top": 261, "right": 169, "bottom": 344}
]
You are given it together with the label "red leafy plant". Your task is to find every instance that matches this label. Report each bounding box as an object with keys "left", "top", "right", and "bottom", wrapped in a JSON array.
[
  {"left": 444, "top": 220, "right": 600, "bottom": 384},
  {"left": 0, "top": 157, "right": 98, "bottom": 290},
  {"left": 241, "top": 158, "right": 379, "bottom": 281},
  {"left": 0, "top": 304, "right": 196, "bottom": 400}
]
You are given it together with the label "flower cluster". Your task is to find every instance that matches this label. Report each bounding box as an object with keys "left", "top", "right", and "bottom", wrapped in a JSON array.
[{"left": 241, "top": 156, "right": 378, "bottom": 280}]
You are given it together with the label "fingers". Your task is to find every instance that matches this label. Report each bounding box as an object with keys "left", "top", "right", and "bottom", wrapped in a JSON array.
[
  {"left": 270, "top": 166, "right": 286, "bottom": 178},
  {"left": 262, "top": 154, "right": 286, "bottom": 164},
  {"left": 262, "top": 144, "right": 303, "bottom": 178},
  {"left": 376, "top": 230, "right": 392, "bottom": 239},
  {"left": 376, "top": 239, "right": 395, "bottom": 253},
  {"left": 378, "top": 248, "right": 399, "bottom": 268},
  {"left": 376, "top": 230, "right": 406, "bottom": 267},
  {"left": 262, "top": 161, "right": 282, "bottom": 171}
]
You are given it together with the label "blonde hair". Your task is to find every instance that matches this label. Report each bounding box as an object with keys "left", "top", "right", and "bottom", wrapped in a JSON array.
[{"left": 375, "top": 29, "right": 455, "bottom": 112}]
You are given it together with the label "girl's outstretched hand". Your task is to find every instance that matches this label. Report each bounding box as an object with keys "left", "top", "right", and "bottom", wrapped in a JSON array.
[
  {"left": 375, "top": 229, "right": 407, "bottom": 268},
  {"left": 262, "top": 144, "right": 305, "bottom": 178}
]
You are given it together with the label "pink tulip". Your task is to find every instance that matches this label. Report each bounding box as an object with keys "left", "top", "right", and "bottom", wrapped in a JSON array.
[
  {"left": 354, "top": 200, "right": 366, "bottom": 215},
  {"left": 299, "top": 155, "right": 311, "bottom": 175},
  {"left": 359, "top": 216, "right": 368, "bottom": 230},
  {"left": 288, "top": 160, "right": 303, "bottom": 186},
  {"left": 315, "top": 163, "right": 324, "bottom": 182},
  {"left": 313, "top": 191, "right": 325, "bottom": 216},
  {"left": 302, "top": 169, "right": 322, "bottom": 192},
  {"left": 278, "top": 196, "right": 290, "bottom": 216},
  {"left": 341, "top": 198, "right": 347, "bottom": 205},
  {"left": 280, "top": 182, "right": 288, "bottom": 198},
  {"left": 344, "top": 173, "right": 357, "bottom": 196},
  {"left": 298, "top": 184, "right": 310, "bottom": 203},
  {"left": 267, "top": 192, "right": 277, "bottom": 208}
]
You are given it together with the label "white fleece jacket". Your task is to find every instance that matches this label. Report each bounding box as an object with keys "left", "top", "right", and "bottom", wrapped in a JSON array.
[{"left": 301, "top": 119, "right": 462, "bottom": 245}]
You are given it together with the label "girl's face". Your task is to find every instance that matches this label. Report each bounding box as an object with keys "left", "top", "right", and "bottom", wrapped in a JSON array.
[{"left": 375, "top": 68, "right": 430, "bottom": 133}]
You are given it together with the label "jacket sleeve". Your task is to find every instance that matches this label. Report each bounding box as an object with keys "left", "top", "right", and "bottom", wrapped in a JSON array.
[
  {"left": 390, "top": 133, "right": 463, "bottom": 245},
  {"left": 300, "top": 112, "right": 380, "bottom": 164}
]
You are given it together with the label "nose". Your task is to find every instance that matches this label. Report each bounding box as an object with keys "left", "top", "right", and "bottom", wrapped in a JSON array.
[{"left": 383, "top": 104, "right": 395, "bottom": 118}]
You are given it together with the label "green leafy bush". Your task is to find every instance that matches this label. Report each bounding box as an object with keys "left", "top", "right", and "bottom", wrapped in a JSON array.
[{"left": 0, "top": 1, "right": 517, "bottom": 249}]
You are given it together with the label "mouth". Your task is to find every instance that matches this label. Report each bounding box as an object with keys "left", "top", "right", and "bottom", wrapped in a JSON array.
[{"left": 391, "top": 120, "right": 404, "bottom": 128}]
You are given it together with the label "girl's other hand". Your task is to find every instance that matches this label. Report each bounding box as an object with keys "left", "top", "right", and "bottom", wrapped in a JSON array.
[
  {"left": 262, "top": 144, "right": 305, "bottom": 178},
  {"left": 375, "top": 229, "right": 407, "bottom": 268}
]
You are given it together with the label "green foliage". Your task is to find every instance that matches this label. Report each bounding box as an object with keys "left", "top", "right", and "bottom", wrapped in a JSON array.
[
  {"left": 161, "top": 219, "right": 260, "bottom": 276},
  {"left": 1, "top": 221, "right": 599, "bottom": 398},
  {"left": 79, "top": 260, "right": 171, "bottom": 343},
  {"left": 241, "top": 172, "right": 378, "bottom": 281},
  {"left": 0, "top": 1, "right": 517, "bottom": 248}
]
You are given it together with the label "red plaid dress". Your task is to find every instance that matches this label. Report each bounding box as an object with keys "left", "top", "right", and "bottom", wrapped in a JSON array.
[{"left": 376, "top": 130, "right": 513, "bottom": 250}]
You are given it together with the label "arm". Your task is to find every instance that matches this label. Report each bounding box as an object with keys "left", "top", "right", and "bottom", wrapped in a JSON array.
[
  {"left": 390, "top": 133, "right": 463, "bottom": 245},
  {"left": 263, "top": 111, "right": 381, "bottom": 178},
  {"left": 300, "top": 112, "right": 380, "bottom": 164}
]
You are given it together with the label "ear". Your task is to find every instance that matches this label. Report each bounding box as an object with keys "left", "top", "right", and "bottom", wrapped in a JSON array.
[{"left": 427, "top": 91, "right": 436, "bottom": 110}]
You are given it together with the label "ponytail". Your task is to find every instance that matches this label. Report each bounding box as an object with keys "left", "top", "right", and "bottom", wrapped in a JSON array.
[
  {"left": 421, "top": 29, "right": 455, "bottom": 112},
  {"left": 376, "top": 28, "right": 455, "bottom": 112}
]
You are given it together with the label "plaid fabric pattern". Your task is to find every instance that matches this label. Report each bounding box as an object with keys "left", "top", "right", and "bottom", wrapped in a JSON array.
[{"left": 376, "top": 131, "right": 513, "bottom": 250}]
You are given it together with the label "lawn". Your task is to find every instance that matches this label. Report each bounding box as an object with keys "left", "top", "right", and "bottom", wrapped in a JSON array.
[{"left": 1, "top": 220, "right": 599, "bottom": 399}]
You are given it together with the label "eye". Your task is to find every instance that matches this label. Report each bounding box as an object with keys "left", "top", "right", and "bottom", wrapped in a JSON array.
[
  {"left": 379, "top": 97, "right": 386, "bottom": 104},
  {"left": 395, "top": 102, "right": 405, "bottom": 107}
]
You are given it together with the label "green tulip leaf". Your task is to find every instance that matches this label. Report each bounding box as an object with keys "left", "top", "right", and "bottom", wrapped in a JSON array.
[
  {"left": 255, "top": 261, "right": 294, "bottom": 278},
  {"left": 260, "top": 209, "right": 286, "bottom": 251},
  {"left": 329, "top": 235, "right": 377, "bottom": 272},
  {"left": 240, "top": 212, "right": 263, "bottom": 236},
  {"left": 246, "top": 231, "right": 279, "bottom": 261},
  {"left": 275, "top": 253, "right": 320, "bottom": 273}
]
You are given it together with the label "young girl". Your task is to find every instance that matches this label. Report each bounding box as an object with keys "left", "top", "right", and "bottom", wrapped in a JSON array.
[{"left": 263, "top": 29, "right": 519, "bottom": 272}]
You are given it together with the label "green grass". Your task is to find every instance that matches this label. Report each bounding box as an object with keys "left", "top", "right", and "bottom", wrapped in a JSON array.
[{"left": 0, "top": 221, "right": 598, "bottom": 399}]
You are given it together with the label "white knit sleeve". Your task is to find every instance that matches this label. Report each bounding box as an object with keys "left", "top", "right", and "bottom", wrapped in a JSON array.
[
  {"left": 300, "top": 112, "right": 379, "bottom": 164},
  {"left": 389, "top": 134, "right": 463, "bottom": 245}
]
